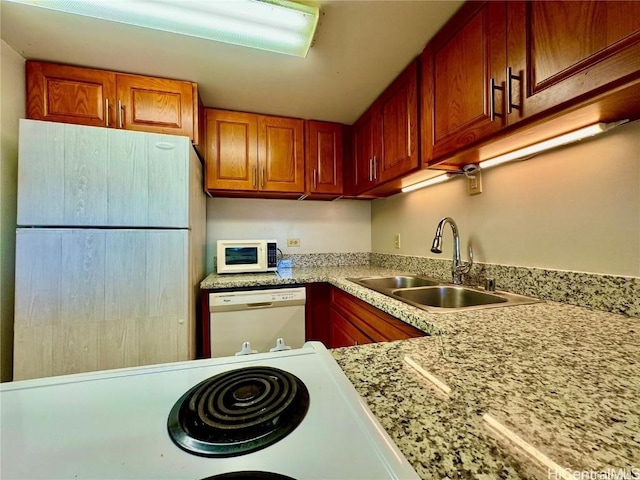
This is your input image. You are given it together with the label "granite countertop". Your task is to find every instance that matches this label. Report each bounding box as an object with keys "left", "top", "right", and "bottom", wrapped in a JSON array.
[{"left": 201, "top": 267, "right": 640, "bottom": 478}]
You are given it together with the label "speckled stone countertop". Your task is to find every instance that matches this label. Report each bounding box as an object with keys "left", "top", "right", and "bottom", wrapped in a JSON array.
[{"left": 201, "top": 267, "right": 640, "bottom": 478}]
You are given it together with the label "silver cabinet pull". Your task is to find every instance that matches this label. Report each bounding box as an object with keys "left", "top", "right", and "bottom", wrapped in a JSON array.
[
  {"left": 489, "top": 78, "right": 503, "bottom": 122},
  {"left": 117, "top": 100, "right": 124, "bottom": 128},
  {"left": 368, "top": 158, "right": 373, "bottom": 182},
  {"left": 253, "top": 166, "right": 257, "bottom": 188},
  {"left": 506, "top": 66, "right": 521, "bottom": 114},
  {"left": 372, "top": 156, "right": 377, "bottom": 180},
  {"left": 261, "top": 167, "right": 265, "bottom": 188},
  {"left": 105, "top": 99, "right": 110, "bottom": 127},
  {"left": 313, "top": 169, "right": 317, "bottom": 189}
]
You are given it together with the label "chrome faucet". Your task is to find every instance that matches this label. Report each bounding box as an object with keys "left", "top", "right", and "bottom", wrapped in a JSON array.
[{"left": 430, "top": 217, "right": 473, "bottom": 284}]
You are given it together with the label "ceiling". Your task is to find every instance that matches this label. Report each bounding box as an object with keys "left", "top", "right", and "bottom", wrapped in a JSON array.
[{"left": 0, "top": 0, "right": 463, "bottom": 124}]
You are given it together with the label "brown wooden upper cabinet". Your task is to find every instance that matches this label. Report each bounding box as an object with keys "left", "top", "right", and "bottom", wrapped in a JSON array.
[
  {"left": 352, "top": 108, "right": 379, "bottom": 194},
  {"left": 26, "top": 61, "right": 200, "bottom": 145},
  {"left": 506, "top": 1, "right": 640, "bottom": 123},
  {"left": 422, "top": 0, "right": 640, "bottom": 164},
  {"left": 205, "top": 109, "right": 305, "bottom": 195},
  {"left": 350, "top": 60, "right": 419, "bottom": 196},
  {"left": 305, "top": 121, "right": 343, "bottom": 197},
  {"left": 422, "top": 1, "right": 506, "bottom": 162}
]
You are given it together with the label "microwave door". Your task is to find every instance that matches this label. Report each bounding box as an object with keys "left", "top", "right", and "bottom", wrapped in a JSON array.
[
  {"left": 217, "top": 241, "right": 268, "bottom": 273},
  {"left": 226, "top": 247, "right": 259, "bottom": 265}
]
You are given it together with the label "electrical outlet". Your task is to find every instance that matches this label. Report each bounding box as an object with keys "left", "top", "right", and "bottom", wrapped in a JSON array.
[
  {"left": 394, "top": 234, "right": 401, "bottom": 249},
  {"left": 467, "top": 169, "right": 483, "bottom": 195},
  {"left": 287, "top": 238, "right": 301, "bottom": 247}
]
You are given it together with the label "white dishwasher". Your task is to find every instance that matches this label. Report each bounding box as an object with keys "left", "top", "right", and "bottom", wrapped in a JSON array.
[{"left": 209, "top": 286, "right": 306, "bottom": 358}]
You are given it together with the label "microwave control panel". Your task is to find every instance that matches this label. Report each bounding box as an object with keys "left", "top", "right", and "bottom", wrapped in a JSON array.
[{"left": 267, "top": 242, "right": 278, "bottom": 269}]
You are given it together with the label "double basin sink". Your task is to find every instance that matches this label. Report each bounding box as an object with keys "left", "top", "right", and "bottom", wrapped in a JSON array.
[{"left": 347, "top": 275, "right": 540, "bottom": 313}]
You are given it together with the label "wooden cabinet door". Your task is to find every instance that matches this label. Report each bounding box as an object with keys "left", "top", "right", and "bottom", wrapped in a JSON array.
[
  {"left": 26, "top": 61, "right": 116, "bottom": 128},
  {"left": 116, "top": 74, "right": 194, "bottom": 139},
  {"left": 305, "top": 283, "right": 331, "bottom": 345},
  {"left": 506, "top": 0, "right": 640, "bottom": 124},
  {"left": 305, "top": 121, "right": 343, "bottom": 195},
  {"left": 205, "top": 109, "right": 258, "bottom": 191},
  {"left": 351, "top": 109, "right": 379, "bottom": 194},
  {"left": 329, "top": 308, "right": 374, "bottom": 348},
  {"left": 258, "top": 115, "right": 305, "bottom": 193},
  {"left": 422, "top": 1, "right": 507, "bottom": 161},
  {"left": 378, "top": 60, "right": 419, "bottom": 182}
]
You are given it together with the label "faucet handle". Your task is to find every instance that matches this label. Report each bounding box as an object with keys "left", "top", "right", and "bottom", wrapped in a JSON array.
[
  {"left": 456, "top": 245, "right": 473, "bottom": 273},
  {"left": 485, "top": 278, "right": 496, "bottom": 292}
]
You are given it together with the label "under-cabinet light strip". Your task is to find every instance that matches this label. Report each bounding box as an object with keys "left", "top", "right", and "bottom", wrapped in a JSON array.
[
  {"left": 401, "top": 121, "right": 623, "bottom": 193},
  {"left": 401, "top": 173, "right": 450, "bottom": 193},
  {"left": 403, "top": 356, "right": 451, "bottom": 396},
  {"left": 480, "top": 122, "right": 610, "bottom": 169},
  {"left": 482, "top": 413, "right": 572, "bottom": 479}
]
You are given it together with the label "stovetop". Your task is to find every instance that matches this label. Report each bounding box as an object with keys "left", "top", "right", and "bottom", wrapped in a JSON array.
[{"left": 0, "top": 342, "right": 419, "bottom": 480}]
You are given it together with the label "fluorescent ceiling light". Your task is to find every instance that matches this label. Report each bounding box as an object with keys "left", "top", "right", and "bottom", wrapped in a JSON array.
[
  {"left": 480, "top": 122, "right": 611, "bottom": 169},
  {"left": 401, "top": 174, "right": 450, "bottom": 193},
  {"left": 8, "top": 0, "right": 320, "bottom": 57}
]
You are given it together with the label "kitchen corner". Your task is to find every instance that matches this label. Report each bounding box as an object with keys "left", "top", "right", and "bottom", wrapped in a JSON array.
[
  {"left": 202, "top": 261, "right": 640, "bottom": 477},
  {"left": 3, "top": 1, "right": 640, "bottom": 478}
]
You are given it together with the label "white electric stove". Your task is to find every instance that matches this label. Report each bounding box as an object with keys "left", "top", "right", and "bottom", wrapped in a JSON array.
[{"left": 0, "top": 342, "right": 419, "bottom": 480}]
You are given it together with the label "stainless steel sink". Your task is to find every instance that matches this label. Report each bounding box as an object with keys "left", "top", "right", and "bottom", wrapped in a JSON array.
[
  {"left": 393, "top": 286, "right": 506, "bottom": 308},
  {"left": 356, "top": 275, "right": 439, "bottom": 290},
  {"left": 347, "top": 275, "right": 540, "bottom": 313}
]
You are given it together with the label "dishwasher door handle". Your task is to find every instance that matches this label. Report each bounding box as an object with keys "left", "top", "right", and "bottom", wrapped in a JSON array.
[{"left": 246, "top": 302, "right": 274, "bottom": 308}]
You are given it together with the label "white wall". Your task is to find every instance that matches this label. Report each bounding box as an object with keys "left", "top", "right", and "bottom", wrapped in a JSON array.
[
  {"left": 372, "top": 120, "right": 640, "bottom": 277},
  {"left": 1, "top": 41, "right": 26, "bottom": 382},
  {"left": 206, "top": 198, "right": 371, "bottom": 272}
]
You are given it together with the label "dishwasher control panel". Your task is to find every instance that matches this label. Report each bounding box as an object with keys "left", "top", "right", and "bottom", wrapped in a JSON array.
[{"left": 210, "top": 287, "right": 306, "bottom": 308}]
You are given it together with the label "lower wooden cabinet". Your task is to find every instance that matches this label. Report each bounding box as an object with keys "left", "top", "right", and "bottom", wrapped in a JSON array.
[
  {"left": 329, "top": 287, "right": 425, "bottom": 348},
  {"left": 305, "top": 283, "right": 332, "bottom": 346},
  {"left": 330, "top": 308, "right": 375, "bottom": 348}
]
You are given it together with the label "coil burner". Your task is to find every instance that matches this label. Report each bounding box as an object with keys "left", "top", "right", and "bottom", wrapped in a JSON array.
[{"left": 168, "top": 366, "right": 310, "bottom": 457}]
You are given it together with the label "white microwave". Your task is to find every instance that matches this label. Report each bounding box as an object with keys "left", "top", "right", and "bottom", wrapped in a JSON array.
[{"left": 216, "top": 239, "right": 278, "bottom": 274}]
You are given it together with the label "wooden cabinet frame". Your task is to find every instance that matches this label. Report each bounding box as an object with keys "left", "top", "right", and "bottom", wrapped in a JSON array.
[
  {"left": 422, "top": 0, "right": 640, "bottom": 171},
  {"left": 204, "top": 108, "right": 305, "bottom": 197},
  {"left": 26, "top": 61, "right": 201, "bottom": 145}
]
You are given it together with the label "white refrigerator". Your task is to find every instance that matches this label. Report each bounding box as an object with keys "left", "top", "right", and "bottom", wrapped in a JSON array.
[{"left": 14, "top": 119, "right": 206, "bottom": 380}]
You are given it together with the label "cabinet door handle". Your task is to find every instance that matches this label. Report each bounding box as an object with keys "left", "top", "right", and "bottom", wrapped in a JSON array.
[
  {"left": 372, "top": 156, "right": 377, "bottom": 180},
  {"left": 368, "top": 158, "right": 373, "bottom": 182},
  {"left": 105, "top": 99, "right": 110, "bottom": 127},
  {"left": 313, "top": 169, "right": 317, "bottom": 189},
  {"left": 117, "top": 100, "right": 124, "bottom": 128},
  {"left": 253, "top": 166, "right": 257, "bottom": 188},
  {"left": 506, "top": 67, "right": 521, "bottom": 114},
  {"left": 489, "top": 78, "right": 504, "bottom": 122},
  {"left": 261, "top": 167, "right": 265, "bottom": 188}
]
